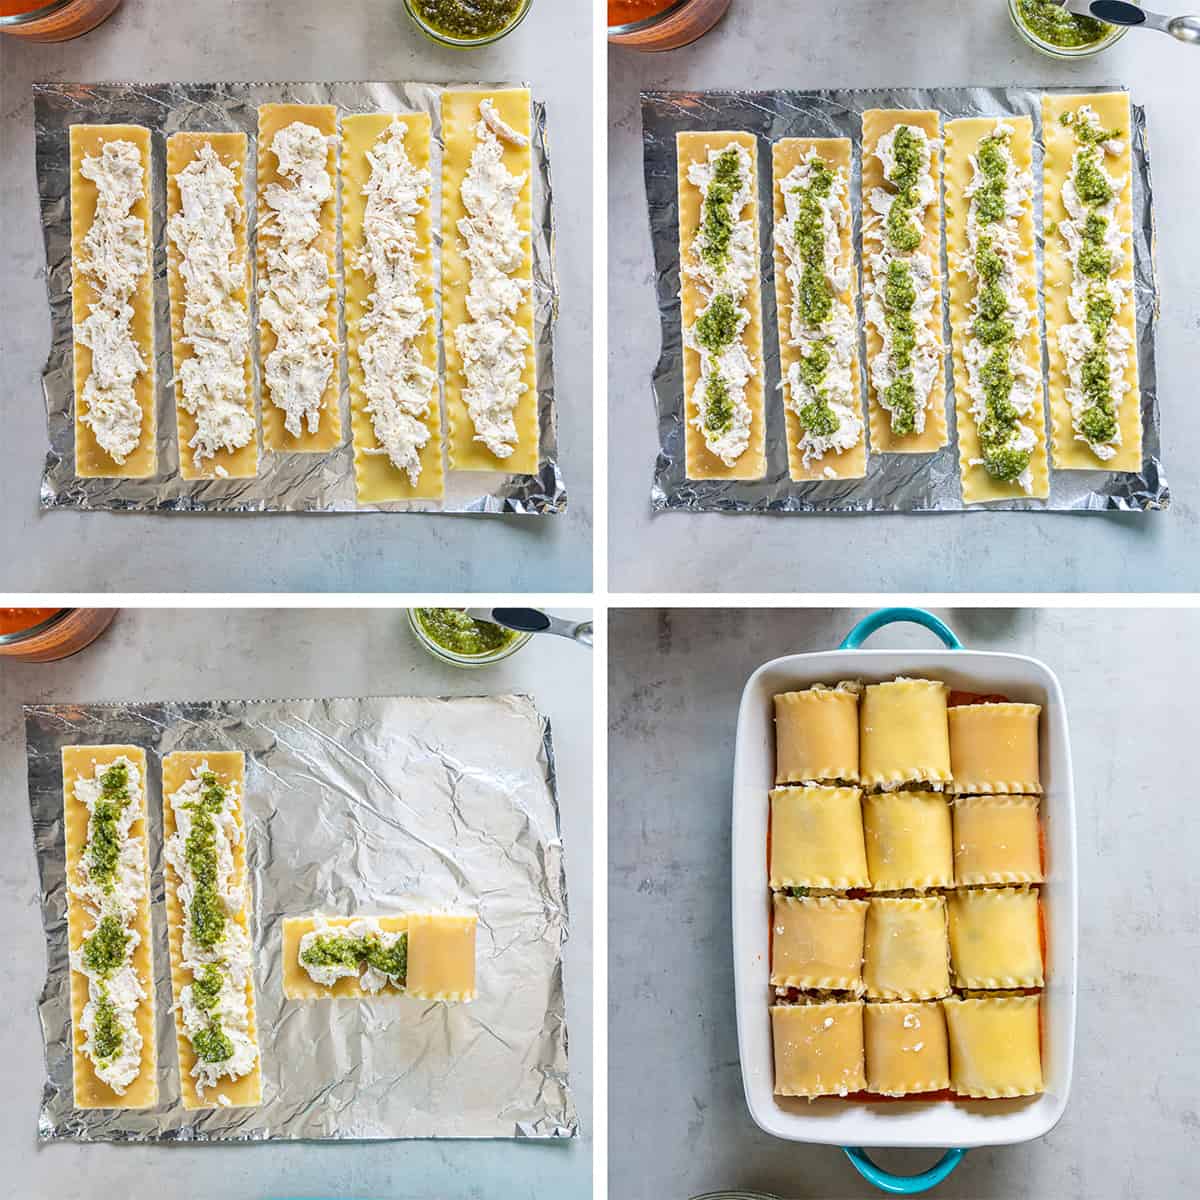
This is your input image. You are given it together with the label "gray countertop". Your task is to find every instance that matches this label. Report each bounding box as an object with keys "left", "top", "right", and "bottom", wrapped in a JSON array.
[
  {"left": 608, "top": 1, "right": 1199, "bottom": 592},
  {"left": 0, "top": 0, "right": 592, "bottom": 593},
  {"left": 0, "top": 607, "right": 592, "bottom": 1200},
  {"left": 608, "top": 606, "right": 1198, "bottom": 1198}
]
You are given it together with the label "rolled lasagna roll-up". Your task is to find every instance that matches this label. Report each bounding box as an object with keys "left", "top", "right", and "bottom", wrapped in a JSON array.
[
  {"left": 772, "top": 1000, "right": 866, "bottom": 1099},
  {"left": 859, "top": 677, "right": 951, "bottom": 789},
  {"left": 948, "top": 701, "right": 1041, "bottom": 794},
  {"left": 773, "top": 683, "right": 860, "bottom": 784}
]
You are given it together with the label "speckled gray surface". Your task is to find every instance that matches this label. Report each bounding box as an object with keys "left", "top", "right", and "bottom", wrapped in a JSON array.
[
  {"left": 608, "top": 2, "right": 1200, "bottom": 592},
  {"left": 1, "top": 0, "right": 592, "bottom": 592},
  {"left": 609, "top": 606, "right": 1199, "bottom": 1198},
  {"left": 0, "top": 607, "right": 592, "bottom": 1199}
]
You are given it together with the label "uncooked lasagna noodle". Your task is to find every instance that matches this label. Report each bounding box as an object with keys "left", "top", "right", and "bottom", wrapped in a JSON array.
[
  {"left": 161, "top": 750, "right": 262, "bottom": 1109},
  {"left": 863, "top": 1000, "right": 950, "bottom": 1097},
  {"left": 342, "top": 112, "right": 444, "bottom": 502},
  {"left": 770, "top": 894, "right": 867, "bottom": 992},
  {"left": 860, "top": 109, "right": 947, "bottom": 454},
  {"left": 406, "top": 913, "right": 479, "bottom": 1001},
  {"left": 773, "top": 684, "right": 860, "bottom": 785},
  {"left": 1042, "top": 92, "right": 1141, "bottom": 472},
  {"left": 256, "top": 103, "right": 341, "bottom": 453},
  {"left": 62, "top": 745, "right": 157, "bottom": 1109},
  {"left": 69, "top": 124, "right": 157, "bottom": 479},
  {"left": 948, "top": 702, "right": 1042, "bottom": 794},
  {"left": 943, "top": 994, "right": 1043, "bottom": 1098},
  {"left": 946, "top": 885, "right": 1043, "bottom": 989},
  {"left": 859, "top": 678, "right": 952, "bottom": 790},
  {"left": 771, "top": 1000, "right": 866, "bottom": 1098},
  {"left": 165, "top": 131, "right": 258, "bottom": 480},
  {"left": 862, "top": 895, "right": 950, "bottom": 1001},
  {"left": 952, "top": 794, "right": 1043, "bottom": 886},
  {"left": 770, "top": 137, "right": 866, "bottom": 481},
  {"left": 768, "top": 784, "right": 869, "bottom": 891},
  {"left": 944, "top": 116, "right": 1050, "bottom": 502},
  {"left": 282, "top": 914, "right": 410, "bottom": 1000},
  {"left": 676, "top": 130, "right": 767, "bottom": 480},
  {"left": 862, "top": 790, "right": 953, "bottom": 892},
  {"left": 441, "top": 88, "right": 539, "bottom": 475}
]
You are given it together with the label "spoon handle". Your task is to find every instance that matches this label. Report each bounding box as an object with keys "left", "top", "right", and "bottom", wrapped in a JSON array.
[{"left": 1079, "top": 0, "right": 1200, "bottom": 40}]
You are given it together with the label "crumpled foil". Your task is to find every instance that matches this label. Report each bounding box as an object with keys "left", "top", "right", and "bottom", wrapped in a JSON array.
[
  {"left": 643, "top": 86, "right": 1167, "bottom": 513},
  {"left": 25, "top": 693, "right": 578, "bottom": 1141},
  {"left": 33, "top": 80, "right": 565, "bottom": 514}
]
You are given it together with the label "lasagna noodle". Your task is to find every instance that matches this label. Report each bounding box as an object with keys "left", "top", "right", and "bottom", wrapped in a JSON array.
[
  {"left": 62, "top": 745, "right": 158, "bottom": 1109},
  {"left": 861, "top": 108, "right": 947, "bottom": 454},
  {"left": 406, "top": 913, "right": 479, "bottom": 1001},
  {"left": 952, "top": 795, "right": 1044, "bottom": 886},
  {"left": 862, "top": 790, "right": 954, "bottom": 892},
  {"left": 1042, "top": 91, "right": 1141, "bottom": 471},
  {"left": 282, "top": 914, "right": 410, "bottom": 1000},
  {"left": 441, "top": 88, "right": 539, "bottom": 474},
  {"left": 677, "top": 130, "right": 767, "bottom": 480},
  {"left": 768, "top": 785, "right": 869, "bottom": 891},
  {"left": 161, "top": 750, "right": 262, "bottom": 1109},
  {"left": 770, "top": 137, "right": 866, "bottom": 481},
  {"left": 943, "top": 994, "right": 1044, "bottom": 1098},
  {"left": 944, "top": 116, "right": 1050, "bottom": 502},
  {"left": 864, "top": 1000, "right": 950, "bottom": 1097},
  {"left": 947, "top": 885, "right": 1043, "bottom": 989},
  {"left": 773, "top": 686, "right": 860, "bottom": 784},
  {"left": 342, "top": 112, "right": 445, "bottom": 502},
  {"left": 863, "top": 895, "right": 950, "bottom": 1001},
  {"left": 69, "top": 124, "right": 157, "bottom": 479},
  {"left": 948, "top": 702, "right": 1042, "bottom": 794},
  {"left": 770, "top": 894, "right": 867, "bottom": 992},
  {"left": 165, "top": 131, "right": 258, "bottom": 480},
  {"left": 257, "top": 103, "right": 341, "bottom": 453},
  {"left": 859, "top": 678, "right": 952, "bottom": 789},
  {"left": 772, "top": 1001, "right": 866, "bottom": 1099}
]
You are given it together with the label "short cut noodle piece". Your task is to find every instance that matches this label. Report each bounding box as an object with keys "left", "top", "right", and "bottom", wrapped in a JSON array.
[
  {"left": 947, "top": 885, "right": 1043, "bottom": 989},
  {"left": 862, "top": 790, "right": 954, "bottom": 892},
  {"left": 406, "top": 913, "right": 478, "bottom": 1001},
  {"left": 863, "top": 895, "right": 950, "bottom": 1001},
  {"left": 948, "top": 702, "right": 1042, "bottom": 794},
  {"left": 864, "top": 1000, "right": 950, "bottom": 1097},
  {"left": 771, "top": 894, "right": 867, "bottom": 992},
  {"left": 952, "top": 794, "right": 1044, "bottom": 886},
  {"left": 773, "top": 685, "right": 860, "bottom": 784},
  {"left": 859, "top": 678, "right": 952, "bottom": 789},
  {"left": 772, "top": 1001, "right": 866, "bottom": 1098},
  {"left": 769, "top": 785, "right": 869, "bottom": 891},
  {"left": 943, "top": 994, "right": 1044, "bottom": 1098}
]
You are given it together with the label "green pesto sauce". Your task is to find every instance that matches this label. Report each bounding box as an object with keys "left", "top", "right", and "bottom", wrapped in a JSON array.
[
  {"left": 92, "top": 987, "right": 122, "bottom": 1061},
  {"left": 785, "top": 886, "right": 809, "bottom": 899},
  {"left": 193, "top": 963, "right": 224, "bottom": 1013},
  {"left": 703, "top": 374, "right": 734, "bottom": 434},
  {"left": 700, "top": 148, "right": 743, "bottom": 272},
  {"left": 191, "top": 1023, "right": 234, "bottom": 1064},
  {"left": 184, "top": 775, "right": 227, "bottom": 950},
  {"left": 882, "top": 258, "right": 918, "bottom": 436},
  {"left": 1017, "top": 0, "right": 1112, "bottom": 48},
  {"left": 300, "top": 931, "right": 409, "bottom": 984},
  {"left": 695, "top": 292, "right": 740, "bottom": 354},
  {"left": 411, "top": 0, "right": 523, "bottom": 39},
  {"left": 82, "top": 914, "right": 129, "bottom": 977},
  {"left": 884, "top": 126, "right": 925, "bottom": 254},
  {"left": 87, "top": 762, "right": 131, "bottom": 891},
  {"left": 416, "top": 608, "right": 519, "bottom": 656}
]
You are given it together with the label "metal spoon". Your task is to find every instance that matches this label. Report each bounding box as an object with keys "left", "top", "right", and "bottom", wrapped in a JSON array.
[
  {"left": 1060, "top": 0, "right": 1200, "bottom": 41},
  {"left": 465, "top": 608, "right": 594, "bottom": 648}
]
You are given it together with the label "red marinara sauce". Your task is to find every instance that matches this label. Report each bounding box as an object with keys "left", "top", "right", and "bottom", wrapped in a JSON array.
[
  {"left": 0, "top": 608, "right": 60, "bottom": 636},
  {"left": 608, "top": 0, "right": 730, "bottom": 48}
]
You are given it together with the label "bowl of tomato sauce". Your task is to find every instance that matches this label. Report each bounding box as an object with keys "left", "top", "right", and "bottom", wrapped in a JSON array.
[
  {"left": 0, "top": 608, "right": 117, "bottom": 662},
  {"left": 608, "top": 0, "right": 731, "bottom": 50}
]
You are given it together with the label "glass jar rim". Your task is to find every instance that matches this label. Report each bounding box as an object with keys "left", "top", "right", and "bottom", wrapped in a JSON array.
[
  {"left": 0, "top": 608, "right": 72, "bottom": 646},
  {"left": 608, "top": 0, "right": 695, "bottom": 36},
  {"left": 0, "top": 0, "right": 75, "bottom": 27},
  {"left": 403, "top": 0, "right": 532, "bottom": 48},
  {"left": 1008, "top": 0, "right": 1128, "bottom": 56},
  {"left": 407, "top": 609, "right": 532, "bottom": 667}
]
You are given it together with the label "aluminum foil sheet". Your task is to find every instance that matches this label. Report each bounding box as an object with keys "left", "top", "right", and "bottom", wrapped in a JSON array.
[
  {"left": 33, "top": 80, "right": 565, "bottom": 514},
  {"left": 643, "top": 86, "right": 1167, "bottom": 513},
  {"left": 26, "top": 693, "right": 578, "bottom": 1142}
]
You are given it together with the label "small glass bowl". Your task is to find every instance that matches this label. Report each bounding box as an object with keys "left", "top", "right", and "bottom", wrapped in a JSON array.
[
  {"left": 407, "top": 609, "right": 533, "bottom": 669},
  {"left": 1008, "top": 0, "right": 1128, "bottom": 58},
  {"left": 403, "top": 0, "right": 531, "bottom": 49},
  {"left": 0, "top": 608, "right": 117, "bottom": 662}
]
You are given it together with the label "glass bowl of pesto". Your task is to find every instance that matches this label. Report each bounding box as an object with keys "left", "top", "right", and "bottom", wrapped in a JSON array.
[
  {"left": 408, "top": 607, "right": 533, "bottom": 668},
  {"left": 403, "top": 0, "right": 531, "bottom": 48},
  {"left": 1009, "top": 0, "right": 1129, "bottom": 57}
]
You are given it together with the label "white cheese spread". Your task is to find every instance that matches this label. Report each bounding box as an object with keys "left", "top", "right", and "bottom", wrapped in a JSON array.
[
  {"left": 75, "top": 140, "right": 150, "bottom": 464},
  {"left": 354, "top": 119, "right": 437, "bottom": 484},
  {"left": 298, "top": 914, "right": 408, "bottom": 994},
  {"left": 168, "top": 142, "right": 256, "bottom": 469},
  {"left": 260, "top": 121, "right": 336, "bottom": 439},
  {"left": 454, "top": 98, "right": 532, "bottom": 460}
]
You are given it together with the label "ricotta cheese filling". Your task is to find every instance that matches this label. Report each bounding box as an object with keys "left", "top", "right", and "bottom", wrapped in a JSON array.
[
  {"left": 774, "top": 150, "right": 863, "bottom": 472},
  {"left": 454, "top": 98, "right": 532, "bottom": 460},
  {"left": 354, "top": 119, "right": 437, "bottom": 484},
  {"left": 864, "top": 124, "right": 942, "bottom": 438},
  {"left": 163, "top": 763, "right": 258, "bottom": 1096},
  {"left": 76, "top": 140, "right": 150, "bottom": 464},
  {"left": 68, "top": 756, "right": 147, "bottom": 1093},
  {"left": 1056, "top": 105, "right": 1132, "bottom": 462},
  {"left": 683, "top": 143, "right": 757, "bottom": 467},
  {"left": 298, "top": 914, "right": 409, "bottom": 993},
  {"left": 260, "top": 121, "right": 336, "bottom": 439},
  {"left": 168, "top": 143, "right": 256, "bottom": 470},
  {"left": 956, "top": 124, "right": 1040, "bottom": 493}
]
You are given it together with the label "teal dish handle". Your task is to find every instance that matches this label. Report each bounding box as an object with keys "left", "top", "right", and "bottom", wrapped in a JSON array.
[
  {"left": 840, "top": 608, "right": 961, "bottom": 651},
  {"left": 843, "top": 1147, "right": 966, "bottom": 1193}
]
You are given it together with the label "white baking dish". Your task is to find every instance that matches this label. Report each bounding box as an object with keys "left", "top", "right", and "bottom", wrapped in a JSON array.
[{"left": 732, "top": 609, "right": 1077, "bottom": 1189}]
